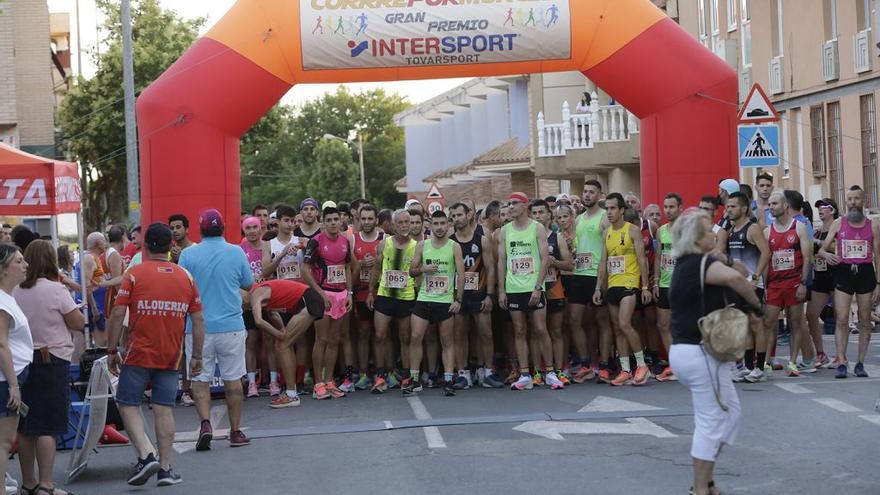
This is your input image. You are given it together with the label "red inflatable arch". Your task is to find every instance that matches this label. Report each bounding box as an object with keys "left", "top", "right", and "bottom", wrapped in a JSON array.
[{"left": 137, "top": 0, "right": 737, "bottom": 241}]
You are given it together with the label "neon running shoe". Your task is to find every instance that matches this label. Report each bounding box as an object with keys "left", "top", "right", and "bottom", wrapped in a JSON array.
[
  {"left": 597, "top": 368, "right": 613, "bottom": 384},
  {"left": 269, "top": 393, "right": 301, "bottom": 408},
  {"left": 247, "top": 381, "right": 259, "bottom": 398},
  {"left": 558, "top": 371, "right": 572, "bottom": 386},
  {"left": 371, "top": 375, "right": 388, "bottom": 394},
  {"left": 313, "top": 383, "right": 331, "bottom": 400},
  {"left": 655, "top": 367, "right": 676, "bottom": 382},
  {"left": 339, "top": 378, "right": 355, "bottom": 393},
  {"left": 545, "top": 371, "right": 565, "bottom": 390},
  {"left": 785, "top": 362, "right": 800, "bottom": 377},
  {"left": 533, "top": 372, "right": 544, "bottom": 387},
  {"left": 269, "top": 382, "right": 281, "bottom": 397},
  {"left": 633, "top": 365, "right": 651, "bottom": 386},
  {"left": 763, "top": 363, "right": 773, "bottom": 376},
  {"left": 354, "top": 373, "right": 372, "bottom": 390},
  {"left": 326, "top": 381, "right": 346, "bottom": 398},
  {"left": 387, "top": 372, "right": 400, "bottom": 389},
  {"left": 610, "top": 370, "right": 633, "bottom": 386},
  {"left": 510, "top": 374, "right": 533, "bottom": 390}
]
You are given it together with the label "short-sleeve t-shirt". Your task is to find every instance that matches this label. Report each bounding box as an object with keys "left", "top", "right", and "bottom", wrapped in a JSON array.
[
  {"left": 304, "top": 233, "right": 351, "bottom": 292},
  {"left": 252, "top": 279, "right": 308, "bottom": 313},
  {"left": 14, "top": 278, "right": 78, "bottom": 361},
  {"left": 115, "top": 261, "right": 202, "bottom": 370},
  {"left": 0, "top": 291, "right": 33, "bottom": 381}
]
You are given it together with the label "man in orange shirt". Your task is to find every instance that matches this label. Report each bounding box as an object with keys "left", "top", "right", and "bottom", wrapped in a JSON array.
[{"left": 107, "top": 223, "right": 205, "bottom": 488}]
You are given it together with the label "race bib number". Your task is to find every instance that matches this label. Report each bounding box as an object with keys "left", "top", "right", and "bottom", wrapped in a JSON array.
[
  {"left": 464, "top": 272, "right": 480, "bottom": 291},
  {"left": 384, "top": 270, "right": 408, "bottom": 289},
  {"left": 661, "top": 254, "right": 676, "bottom": 273},
  {"left": 544, "top": 267, "right": 557, "bottom": 283},
  {"left": 814, "top": 257, "right": 828, "bottom": 272},
  {"left": 278, "top": 261, "right": 301, "bottom": 280},
  {"left": 359, "top": 269, "right": 371, "bottom": 283},
  {"left": 772, "top": 249, "right": 795, "bottom": 271},
  {"left": 575, "top": 252, "right": 593, "bottom": 271},
  {"left": 425, "top": 275, "right": 449, "bottom": 295},
  {"left": 608, "top": 256, "right": 626, "bottom": 275},
  {"left": 327, "top": 264, "right": 346, "bottom": 284},
  {"left": 511, "top": 256, "right": 535, "bottom": 276},
  {"left": 842, "top": 240, "right": 869, "bottom": 260}
]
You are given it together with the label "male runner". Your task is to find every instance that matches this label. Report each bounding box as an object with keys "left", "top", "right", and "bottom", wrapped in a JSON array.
[
  {"left": 763, "top": 191, "right": 812, "bottom": 377},
  {"left": 625, "top": 192, "right": 661, "bottom": 372},
  {"left": 303, "top": 206, "right": 356, "bottom": 399},
  {"left": 295, "top": 198, "right": 322, "bottom": 240},
  {"left": 653, "top": 192, "right": 683, "bottom": 382},
  {"left": 718, "top": 192, "right": 771, "bottom": 382},
  {"left": 594, "top": 193, "right": 652, "bottom": 386},
  {"left": 450, "top": 202, "right": 502, "bottom": 388},
  {"left": 818, "top": 185, "right": 880, "bottom": 378},
  {"left": 752, "top": 173, "right": 775, "bottom": 228},
  {"left": 367, "top": 210, "right": 418, "bottom": 393},
  {"left": 249, "top": 279, "right": 326, "bottom": 407},
  {"left": 351, "top": 205, "right": 383, "bottom": 390},
  {"left": 404, "top": 211, "right": 465, "bottom": 397},
  {"left": 497, "top": 192, "right": 561, "bottom": 390},
  {"left": 253, "top": 205, "right": 270, "bottom": 234},
  {"left": 568, "top": 180, "right": 612, "bottom": 383},
  {"left": 240, "top": 216, "right": 273, "bottom": 398},
  {"left": 168, "top": 214, "right": 196, "bottom": 264}
]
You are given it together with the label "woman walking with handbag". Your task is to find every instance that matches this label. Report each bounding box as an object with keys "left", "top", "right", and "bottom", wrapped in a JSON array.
[{"left": 668, "top": 210, "right": 762, "bottom": 495}]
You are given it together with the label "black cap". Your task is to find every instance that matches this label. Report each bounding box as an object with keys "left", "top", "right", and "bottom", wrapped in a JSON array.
[
  {"left": 144, "top": 223, "right": 172, "bottom": 254},
  {"left": 814, "top": 198, "right": 839, "bottom": 212}
]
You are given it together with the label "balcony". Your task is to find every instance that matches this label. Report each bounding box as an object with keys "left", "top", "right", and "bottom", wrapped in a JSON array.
[
  {"left": 854, "top": 29, "right": 872, "bottom": 74},
  {"left": 769, "top": 56, "right": 783, "bottom": 94},
  {"left": 536, "top": 92, "right": 638, "bottom": 158},
  {"left": 823, "top": 39, "right": 840, "bottom": 82}
]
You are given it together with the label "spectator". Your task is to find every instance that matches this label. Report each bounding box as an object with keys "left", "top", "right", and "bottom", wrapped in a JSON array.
[
  {"left": 0, "top": 244, "right": 34, "bottom": 492},
  {"left": 14, "top": 240, "right": 85, "bottom": 495},
  {"left": 10, "top": 225, "right": 36, "bottom": 252},
  {"left": 0, "top": 225, "right": 11, "bottom": 245}
]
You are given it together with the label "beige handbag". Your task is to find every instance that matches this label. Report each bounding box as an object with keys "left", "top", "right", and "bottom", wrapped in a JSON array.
[{"left": 697, "top": 256, "right": 750, "bottom": 363}]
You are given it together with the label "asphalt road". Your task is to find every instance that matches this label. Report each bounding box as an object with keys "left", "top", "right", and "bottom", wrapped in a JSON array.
[{"left": 16, "top": 334, "right": 880, "bottom": 495}]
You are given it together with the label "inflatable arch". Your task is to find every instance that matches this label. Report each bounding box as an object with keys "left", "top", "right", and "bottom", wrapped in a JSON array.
[{"left": 137, "top": 0, "right": 737, "bottom": 241}]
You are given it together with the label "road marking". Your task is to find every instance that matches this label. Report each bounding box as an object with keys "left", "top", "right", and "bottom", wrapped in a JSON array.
[
  {"left": 579, "top": 395, "right": 665, "bottom": 413},
  {"left": 384, "top": 420, "right": 393, "bottom": 429},
  {"left": 513, "top": 417, "right": 677, "bottom": 441},
  {"left": 406, "top": 396, "right": 447, "bottom": 449},
  {"left": 173, "top": 405, "right": 228, "bottom": 454},
  {"left": 859, "top": 415, "right": 880, "bottom": 426},
  {"left": 812, "top": 398, "right": 863, "bottom": 413},
  {"left": 775, "top": 383, "right": 814, "bottom": 394}
]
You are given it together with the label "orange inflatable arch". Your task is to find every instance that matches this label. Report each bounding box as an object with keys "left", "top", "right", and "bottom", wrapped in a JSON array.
[{"left": 138, "top": 0, "right": 737, "bottom": 240}]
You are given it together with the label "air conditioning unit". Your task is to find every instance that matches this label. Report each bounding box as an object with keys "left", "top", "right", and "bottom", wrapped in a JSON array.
[
  {"left": 855, "top": 29, "right": 872, "bottom": 73},
  {"left": 822, "top": 39, "right": 839, "bottom": 82},
  {"left": 769, "top": 56, "right": 784, "bottom": 94},
  {"left": 722, "top": 39, "right": 738, "bottom": 69},
  {"left": 739, "top": 68, "right": 752, "bottom": 103}
]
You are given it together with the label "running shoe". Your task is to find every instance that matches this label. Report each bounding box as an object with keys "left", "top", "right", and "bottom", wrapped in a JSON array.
[
  {"left": 510, "top": 374, "right": 533, "bottom": 390},
  {"left": 5, "top": 472, "right": 17, "bottom": 495},
  {"left": 854, "top": 362, "right": 869, "bottom": 377},
  {"left": 763, "top": 363, "right": 774, "bottom": 375},
  {"left": 371, "top": 375, "right": 388, "bottom": 394},
  {"left": 656, "top": 367, "right": 676, "bottom": 382},
  {"left": 156, "top": 467, "right": 182, "bottom": 486},
  {"left": 452, "top": 375, "right": 468, "bottom": 390},
  {"left": 796, "top": 360, "right": 817, "bottom": 374},
  {"left": 826, "top": 356, "right": 841, "bottom": 369},
  {"left": 127, "top": 452, "right": 160, "bottom": 486},
  {"left": 744, "top": 368, "right": 766, "bottom": 383},
  {"left": 247, "top": 381, "right": 259, "bottom": 398},
  {"left": 731, "top": 367, "right": 750, "bottom": 383},
  {"left": 610, "top": 370, "right": 633, "bottom": 386},
  {"left": 339, "top": 377, "right": 355, "bottom": 393},
  {"left": 269, "top": 393, "right": 301, "bottom": 408},
  {"left": 402, "top": 380, "right": 423, "bottom": 397},
  {"left": 505, "top": 370, "right": 519, "bottom": 386},
  {"left": 815, "top": 352, "right": 830, "bottom": 368},
  {"left": 313, "top": 383, "right": 331, "bottom": 400},
  {"left": 387, "top": 372, "right": 400, "bottom": 389},
  {"left": 785, "top": 362, "right": 800, "bottom": 377},
  {"left": 572, "top": 366, "right": 594, "bottom": 384},
  {"left": 443, "top": 385, "right": 456, "bottom": 397},
  {"left": 835, "top": 363, "right": 848, "bottom": 379},
  {"left": 354, "top": 373, "right": 372, "bottom": 390},
  {"left": 632, "top": 365, "right": 651, "bottom": 386},
  {"left": 532, "top": 372, "right": 544, "bottom": 387},
  {"left": 326, "top": 381, "right": 346, "bottom": 398},
  {"left": 195, "top": 420, "right": 212, "bottom": 452},
  {"left": 463, "top": 370, "right": 473, "bottom": 388},
  {"left": 475, "top": 367, "right": 485, "bottom": 386},
  {"left": 425, "top": 373, "right": 438, "bottom": 389},
  {"left": 772, "top": 360, "right": 784, "bottom": 371},
  {"left": 180, "top": 391, "right": 195, "bottom": 407},
  {"left": 269, "top": 382, "right": 281, "bottom": 397},
  {"left": 597, "top": 368, "right": 613, "bottom": 384},
  {"left": 482, "top": 372, "right": 504, "bottom": 388},
  {"left": 545, "top": 371, "right": 565, "bottom": 390},
  {"left": 558, "top": 371, "right": 572, "bottom": 386},
  {"left": 229, "top": 430, "right": 250, "bottom": 447}
]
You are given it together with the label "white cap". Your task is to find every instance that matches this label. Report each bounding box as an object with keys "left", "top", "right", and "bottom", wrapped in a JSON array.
[
  {"left": 719, "top": 178, "right": 740, "bottom": 195},
  {"left": 405, "top": 199, "right": 421, "bottom": 209}
]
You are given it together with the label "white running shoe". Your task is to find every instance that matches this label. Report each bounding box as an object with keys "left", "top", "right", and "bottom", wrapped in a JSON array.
[
  {"left": 744, "top": 368, "right": 767, "bottom": 383},
  {"left": 545, "top": 371, "right": 565, "bottom": 390},
  {"left": 510, "top": 374, "right": 534, "bottom": 391},
  {"left": 732, "top": 367, "right": 750, "bottom": 383}
]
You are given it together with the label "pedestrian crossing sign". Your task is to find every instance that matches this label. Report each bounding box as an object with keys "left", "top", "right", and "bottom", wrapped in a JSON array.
[{"left": 738, "top": 124, "right": 779, "bottom": 168}]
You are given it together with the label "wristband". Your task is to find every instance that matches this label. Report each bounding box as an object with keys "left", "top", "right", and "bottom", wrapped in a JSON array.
[{"left": 107, "top": 348, "right": 118, "bottom": 356}]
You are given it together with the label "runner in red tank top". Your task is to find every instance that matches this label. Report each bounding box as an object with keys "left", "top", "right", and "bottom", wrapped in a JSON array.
[
  {"left": 763, "top": 191, "right": 812, "bottom": 377},
  {"left": 350, "top": 205, "right": 383, "bottom": 390}
]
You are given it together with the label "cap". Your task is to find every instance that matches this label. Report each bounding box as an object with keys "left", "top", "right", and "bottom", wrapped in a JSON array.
[
  {"left": 300, "top": 197, "right": 319, "bottom": 210},
  {"left": 508, "top": 192, "right": 529, "bottom": 204},
  {"left": 556, "top": 193, "right": 571, "bottom": 203},
  {"left": 199, "top": 208, "right": 224, "bottom": 231},
  {"left": 144, "top": 223, "right": 172, "bottom": 253},
  {"left": 322, "top": 200, "right": 337, "bottom": 210},
  {"left": 269, "top": 211, "right": 277, "bottom": 220},
  {"left": 405, "top": 198, "right": 421, "bottom": 209},
  {"left": 719, "top": 178, "right": 740, "bottom": 195},
  {"left": 242, "top": 216, "right": 261, "bottom": 230},
  {"left": 815, "top": 198, "right": 838, "bottom": 212}
]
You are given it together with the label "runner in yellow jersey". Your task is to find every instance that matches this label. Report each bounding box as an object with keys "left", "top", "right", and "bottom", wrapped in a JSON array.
[{"left": 593, "top": 193, "right": 652, "bottom": 386}]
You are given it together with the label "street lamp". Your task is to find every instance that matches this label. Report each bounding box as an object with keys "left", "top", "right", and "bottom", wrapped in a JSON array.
[{"left": 323, "top": 132, "right": 366, "bottom": 200}]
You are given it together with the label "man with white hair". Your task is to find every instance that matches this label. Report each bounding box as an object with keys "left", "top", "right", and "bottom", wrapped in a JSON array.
[{"left": 84, "top": 231, "right": 109, "bottom": 346}]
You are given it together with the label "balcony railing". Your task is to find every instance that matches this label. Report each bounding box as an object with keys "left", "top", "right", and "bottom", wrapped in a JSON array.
[{"left": 536, "top": 92, "right": 638, "bottom": 158}]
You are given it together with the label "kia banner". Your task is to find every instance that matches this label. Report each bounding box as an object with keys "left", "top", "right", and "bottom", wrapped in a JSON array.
[{"left": 0, "top": 162, "right": 82, "bottom": 215}]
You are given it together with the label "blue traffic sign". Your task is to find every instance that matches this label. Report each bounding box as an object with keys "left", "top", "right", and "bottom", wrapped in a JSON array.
[{"left": 738, "top": 124, "right": 779, "bottom": 168}]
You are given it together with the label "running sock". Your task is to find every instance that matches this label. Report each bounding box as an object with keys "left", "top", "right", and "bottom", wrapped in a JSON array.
[
  {"left": 544, "top": 366, "right": 554, "bottom": 375},
  {"left": 634, "top": 351, "right": 646, "bottom": 367},
  {"left": 756, "top": 352, "right": 767, "bottom": 371},
  {"left": 744, "top": 349, "right": 755, "bottom": 370},
  {"left": 520, "top": 367, "right": 530, "bottom": 376},
  {"left": 619, "top": 357, "right": 632, "bottom": 373},
  {"left": 247, "top": 372, "right": 256, "bottom": 384},
  {"left": 270, "top": 371, "right": 279, "bottom": 383},
  {"left": 410, "top": 369, "right": 420, "bottom": 383},
  {"left": 444, "top": 372, "right": 454, "bottom": 383},
  {"left": 286, "top": 390, "right": 298, "bottom": 398}
]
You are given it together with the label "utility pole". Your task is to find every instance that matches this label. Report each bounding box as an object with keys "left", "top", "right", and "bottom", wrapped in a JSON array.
[
  {"left": 357, "top": 132, "right": 366, "bottom": 199},
  {"left": 122, "top": 0, "right": 140, "bottom": 226}
]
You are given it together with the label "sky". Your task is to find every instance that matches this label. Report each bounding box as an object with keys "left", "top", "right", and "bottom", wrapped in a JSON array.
[{"left": 48, "top": 0, "right": 471, "bottom": 107}]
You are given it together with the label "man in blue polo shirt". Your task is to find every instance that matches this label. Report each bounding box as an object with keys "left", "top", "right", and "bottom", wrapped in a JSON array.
[{"left": 180, "top": 208, "right": 253, "bottom": 450}]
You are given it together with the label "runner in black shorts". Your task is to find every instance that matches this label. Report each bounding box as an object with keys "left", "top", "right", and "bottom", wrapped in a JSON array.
[{"left": 805, "top": 198, "right": 838, "bottom": 369}]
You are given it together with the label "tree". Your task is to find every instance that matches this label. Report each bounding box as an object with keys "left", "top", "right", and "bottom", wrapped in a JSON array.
[
  {"left": 58, "top": 0, "right": 204, "bottom": 229},
  {"left": 313, "top": 139, "right": 359, "bottom": 202}
]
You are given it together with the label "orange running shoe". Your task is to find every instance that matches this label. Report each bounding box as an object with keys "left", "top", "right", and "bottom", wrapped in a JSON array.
[
  {"left": 610, "top": 370, "right": 633, "bottom": 386},
  {"left": 371, "top": 376, "right": 388, "bottom": 394},
  {"left": 326, "top": 381, "right": 346, "bottom": 398},
  {"left": 655, "top": 367, "right": 676, "bottom": 382},
  {"left": 633, "top": 365, "right": 651, "bottom": 386},
  {"left": 598, "top": 368, "right": 613, "bottom": 384},
  {"left": 313, "top": 382, "right": 331, "bottom": 400}
]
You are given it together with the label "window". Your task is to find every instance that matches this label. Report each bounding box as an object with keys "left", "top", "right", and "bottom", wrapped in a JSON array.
[
  {"left": 861, "top": 94, "right": 877, "bottom": 208},
  {"left": 559, "top": 180, "right": 571, "bottom": 195},
  {"left": 810, "top": 106, "right": 827, "bottom": 177},
  {"left": 771, "top": 0, "right": 783, "bottom": 57},
  {"left": 698, "top": 0, "right": 708, "bottom": 47},
  {"left": 827, "top": 102, "right": 844, "bottom": 204},
  {"left": 727, "top": 0, "right": 737, "bottom": 31},
  {"left": 857, "top": 0, "right": 871, "bottom": 30},
  {"left": 824, "top": 0, "right": 838, "bottom": 40},
  {"left": 741, "top": 0, "right": 752, "bottom": 67}
]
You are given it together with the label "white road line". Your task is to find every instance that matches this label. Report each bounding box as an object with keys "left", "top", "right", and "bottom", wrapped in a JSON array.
[
  {"left": 384, "top": 420, "right": 393, "bottom": 429},
  {"left": 406, "top": 396, "right": 447, "bottom": 449},
  {"left": 812, "top": 398, "right": 863, "bottom": 413},
  {"left": 859, "top": 415, "right": 880, "bottom": 426},
  {"left": 775, "top": 383, "right": 814, "bottom": 394}
]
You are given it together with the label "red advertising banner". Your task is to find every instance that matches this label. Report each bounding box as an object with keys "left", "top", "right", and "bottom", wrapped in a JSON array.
[{"left": 0, "top": 143, "right": 81, "bottom": 215}]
